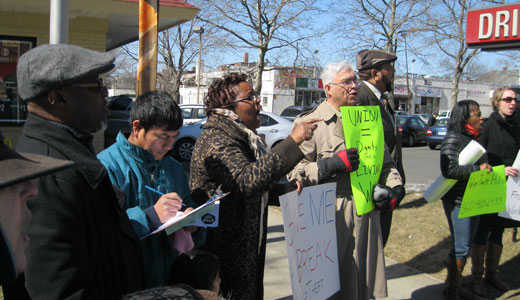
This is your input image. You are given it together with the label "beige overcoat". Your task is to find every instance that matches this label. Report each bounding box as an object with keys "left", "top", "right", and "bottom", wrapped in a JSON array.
[{"left": 287, "top": 100, "right": 402, "bottom": 300}]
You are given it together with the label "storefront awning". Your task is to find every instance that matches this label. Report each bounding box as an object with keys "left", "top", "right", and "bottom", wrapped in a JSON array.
[{"left": 0, "top": 0, "right": 199, "bottom": 50}]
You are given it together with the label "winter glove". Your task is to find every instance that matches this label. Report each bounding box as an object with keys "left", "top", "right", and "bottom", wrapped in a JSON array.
[
  {"left": 373, "top": 184, "right": 405, "bottom": 212},
  {"left": 317, "top": 148, "right": 359, "bottom": 182}
]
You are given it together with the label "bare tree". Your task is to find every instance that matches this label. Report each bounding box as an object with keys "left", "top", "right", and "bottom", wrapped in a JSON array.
[
  {"left": 422, "top": 0, "right": 484, "bottom": 108},
  {"left": 117, "top": 1, "right": 226, "bottom": 103},
  {"left": 332, "top": 0, "right": 431, "bottom": 59},
  {"left": 155, "top": 22, "right": 223, "bottom": 102},
  {"left": 197, "top": 0, "right": 323, "bottom": 93},
  {"left": 495, "top": 50, "right": 520, "bottom": 71}
]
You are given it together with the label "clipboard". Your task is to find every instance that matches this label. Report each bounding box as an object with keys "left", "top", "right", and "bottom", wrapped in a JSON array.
[{"left": 143, "top": 191, "right": 229, "bottom": 238}]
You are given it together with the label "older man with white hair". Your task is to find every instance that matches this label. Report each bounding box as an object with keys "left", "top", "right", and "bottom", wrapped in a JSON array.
[{"left": 288, "top": 61, "right": 403, "bottom": 300}]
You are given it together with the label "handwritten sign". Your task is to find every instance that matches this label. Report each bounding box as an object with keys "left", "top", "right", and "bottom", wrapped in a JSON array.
[
  {"left": 279, "top": 183, "right": 340, "bottom": 300},
  {"left": 499, "top": 150, "right": 520, "bottom": 221},
  {"left": 459, "top": 165, "right": 506, "bottom": 218},
  {"left": 340, "top": 106, "right": 384, "bottom": 215}
]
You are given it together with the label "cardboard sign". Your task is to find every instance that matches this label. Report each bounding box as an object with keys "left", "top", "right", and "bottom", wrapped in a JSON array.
[
  {"left": 340, "top": 106, "right": 384, "bottom": 215},
  {"left": 499, "top": 150, "right": 520, "bottom": 221},
  {"left": 279, "top": 183, "right": 340, "bottom": 300},
  {"left": 459, "top": 165, "right": 506, "bottom": 218}
]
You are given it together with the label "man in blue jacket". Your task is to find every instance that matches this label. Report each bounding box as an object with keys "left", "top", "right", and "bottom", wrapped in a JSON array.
[{"left": 98, "top": 90, "right": 204, "bottom": 288}]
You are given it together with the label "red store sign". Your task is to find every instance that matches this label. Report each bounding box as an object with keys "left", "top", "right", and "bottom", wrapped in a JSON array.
[{"left": 467, "top": 3, "right": 520, "bottom": 50}]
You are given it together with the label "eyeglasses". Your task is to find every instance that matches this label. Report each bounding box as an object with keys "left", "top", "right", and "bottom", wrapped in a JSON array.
[
  {"left": 329, "top": 76, "right": 361, "bottom": 88},
  {"left": 70, "top": 78, "right": 105, "bottom": 93},
  {"left": 232, "top": 94, "right": 261, "bottom": 106},
  {"left": 501, "top": 97, "right": 518, "bottom": 103}
]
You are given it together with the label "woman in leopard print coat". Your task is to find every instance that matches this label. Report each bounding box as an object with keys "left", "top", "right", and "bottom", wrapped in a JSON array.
[{"left": 189, "top": 74, "right": 319, "bottom": 300}]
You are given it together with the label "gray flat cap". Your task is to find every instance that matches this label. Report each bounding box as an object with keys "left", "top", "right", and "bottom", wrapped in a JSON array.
[
  {"left": 356, "top": 49, "right": 397, "bottom": 71},
  {"left": 17, "top": 44, "right": 115, "bottom": 100}
]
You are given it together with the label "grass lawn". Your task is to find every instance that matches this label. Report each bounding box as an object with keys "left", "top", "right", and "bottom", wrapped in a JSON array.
[{"left": 386, "top": 192, "right": 520, "bottom": 300}]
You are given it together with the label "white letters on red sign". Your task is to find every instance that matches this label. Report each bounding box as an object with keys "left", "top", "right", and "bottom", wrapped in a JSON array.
[{"left": 477, "top": 9, "right": 519, "bottom": 40}]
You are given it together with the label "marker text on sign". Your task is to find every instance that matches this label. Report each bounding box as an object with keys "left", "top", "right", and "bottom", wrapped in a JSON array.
[
  {"left": 346, "top": 109, "right": 380, "bottom": 126},
  {"left": 296, "top": 237, "right": 335, "bottom": 283},
  {"left": 467, "top": 170, "right": 505, "bottom": 188},
  {"left": 309, "top": 189, "right": 335, "bottom": 226},
  {"left": 283, "top": 197, "right": 308, "bottom": 247}
]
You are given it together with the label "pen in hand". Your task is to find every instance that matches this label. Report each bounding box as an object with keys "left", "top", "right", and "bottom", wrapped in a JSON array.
[{"left": 145, "top": 185, "right": 186, "bottom": 207}]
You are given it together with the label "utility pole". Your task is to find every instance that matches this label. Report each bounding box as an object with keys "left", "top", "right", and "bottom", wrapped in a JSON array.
[
  {"left": 194, "top": 27, "right": 204, "bottom": 104},
  {"left": 402, "top": 33, "right": 411, "bottom": 115}
]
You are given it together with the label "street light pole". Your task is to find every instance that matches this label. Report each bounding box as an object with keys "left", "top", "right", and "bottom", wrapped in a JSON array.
[
  {"left": 194, "top": 27, "right": 204, "bottom": 104},
  {"left": 402, "top": 32, "right": 411, "bottom": 115},
  {"left": 411, "top": 58, "right": 416, "bottom": 111}
]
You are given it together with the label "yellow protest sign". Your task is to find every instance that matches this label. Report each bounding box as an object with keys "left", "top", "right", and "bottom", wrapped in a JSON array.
[
  {"left": 459, "top": 165, "right": 506, "bottom": 218},
  {"left": 340, "top": 106, "right": 384, "bottom": 215}
]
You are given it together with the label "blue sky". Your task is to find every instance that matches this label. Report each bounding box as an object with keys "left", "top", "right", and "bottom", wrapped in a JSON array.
[{"left": 194, "top": 0, "right": 520, "bottom": 79}]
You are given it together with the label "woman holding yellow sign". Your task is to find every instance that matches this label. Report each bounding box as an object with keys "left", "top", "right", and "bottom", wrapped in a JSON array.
[
  {"left": 439, "top": 100, "right": 492, "bottom": 300},
  {"left": 470, "top": 87, "right": 520, "bottom": 297}
]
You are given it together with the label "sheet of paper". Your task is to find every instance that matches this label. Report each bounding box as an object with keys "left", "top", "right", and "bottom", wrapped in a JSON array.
[
  {"left": 499, "top": 150, "right": 520, "bottom": 221},
  {"left": 144, "top": 192, "right": 228, "bottom": 238},
  {"left": 279, "top": 183, "right": 340, "bottom": 300},
  {"left": 340, "top": 106, "right": 384, "bottom": 215},
  {"left": 459, "top": 165, "right": 506, "bottom": 218}
]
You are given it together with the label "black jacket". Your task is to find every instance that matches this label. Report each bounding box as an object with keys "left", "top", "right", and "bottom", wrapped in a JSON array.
[
  {"left": 440, "top": 130, "right": 481, "bottom": 206},
  {"left": 477, "top": 111, "right": 520, "bottom": 167},
  {"left": 14, "top": 113, "right": 144, "bottom": 299}
]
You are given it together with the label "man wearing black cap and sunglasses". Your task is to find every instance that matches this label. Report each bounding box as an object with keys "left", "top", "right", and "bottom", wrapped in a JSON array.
[
  {"left": 0, "top": 134, "right": 73, "bottom": 287},
  {"left": 356, "top": 49, "right": 406, "bottom": 247},
  {"left": 8, "top": 44, "right": 145, "bottom": 299}
]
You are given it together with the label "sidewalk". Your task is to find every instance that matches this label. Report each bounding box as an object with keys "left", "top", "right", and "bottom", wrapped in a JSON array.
[{"left": 264, "top": 206, "right": 444, "bottom": 300}]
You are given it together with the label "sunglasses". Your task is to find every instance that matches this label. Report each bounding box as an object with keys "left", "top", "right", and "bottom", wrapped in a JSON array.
[
  {"left": 70, "top": 78, "right": 105, "bottom": 93},
  {"left": 232, "top": 95, "right": 261, "bottom": 106},
  {"left": 501, "top": 97, "right": 518, "bottom": 103}
]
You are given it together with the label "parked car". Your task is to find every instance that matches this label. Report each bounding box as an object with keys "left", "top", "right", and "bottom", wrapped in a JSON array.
[
  {"left": 395, "top": 110, "right": 407, "bottom": 116},
  {"left": 256, "top": 111, "right": 293, "bottom": 151},
  {"left": 179, "top": 104, "right": 206, "bottom": 125},
  {"left": 280, "top": 105, "right": 314, "bottom": 121},
  {"left": 397, "top": 115, "right": 428, "bottom": 146},
  {"left": 171, "top": 111, "right": 294, "bottom": 161},
  {"left": 426, "top": 117, "right": 449, "bottom": 150},
  {"left": 171, "top": 118, "right": 206, "bottom": 162},
  {"left": 438, "top": 110, "right": 451, "bottom": 119},
  {"left": 414, "top": 113, "right": 434, "bottom": 124},
  {"left": 106, "top": 94, "right": 135, "bottom": 120}
]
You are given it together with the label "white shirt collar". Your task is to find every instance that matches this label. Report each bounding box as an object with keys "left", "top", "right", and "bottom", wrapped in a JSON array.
[{"left": 363, "top": 80, "right": 383, "bottom": 104}]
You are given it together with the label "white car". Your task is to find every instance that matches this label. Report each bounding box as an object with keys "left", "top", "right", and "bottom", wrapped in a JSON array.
[
  {"left": 179, "top": 104, "right": 206, "bottom": 125},
  {"left": 437, "top": 110, "right": 451, "bottom": 119},
  {"left": 256, "top": 111, "right": 293, "bottom": 151},
  {"left": 171, "top": 111, "right": 293, "bottom": 161}
]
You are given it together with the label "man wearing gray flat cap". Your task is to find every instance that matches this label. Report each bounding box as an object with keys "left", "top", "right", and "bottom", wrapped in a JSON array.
[
  {"left": 8, "top": 44, "right": 145, "bottom": 299},
  {"left": 356, "top": 49, "right": 405, "bottom": 248}
]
